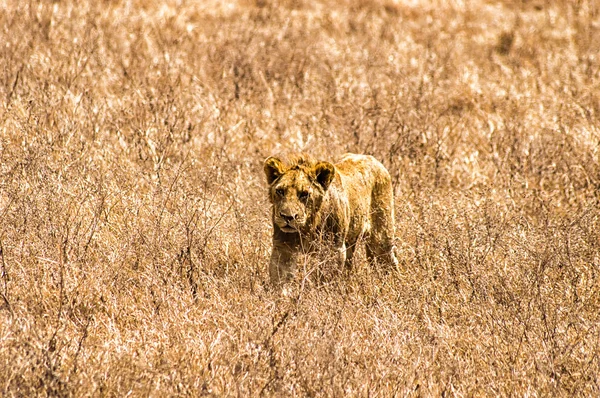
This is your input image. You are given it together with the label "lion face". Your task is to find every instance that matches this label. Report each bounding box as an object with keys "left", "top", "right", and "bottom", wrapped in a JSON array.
[{"left": 264, "top": 156, "right": 335, "bottom": 234}]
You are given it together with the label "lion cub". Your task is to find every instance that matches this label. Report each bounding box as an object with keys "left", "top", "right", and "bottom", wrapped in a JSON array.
[{"left": 264, "top": 153, "right": 398, "bottom": 284}]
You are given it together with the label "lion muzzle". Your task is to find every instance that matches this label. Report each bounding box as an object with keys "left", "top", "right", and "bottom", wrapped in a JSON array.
[{"left": 275, "top": 211, "right": 304, "bottom": 232}]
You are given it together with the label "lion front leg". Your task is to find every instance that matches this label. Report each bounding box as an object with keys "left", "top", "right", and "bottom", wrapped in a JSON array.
[
  {"left": 269, "top": 244, "right": 297, "bottom": 285},
  {"left": 332, "top": 230, "right": 350, "bottom": 272},
  {"left": 336, "top": 242, "right": 347, "bottom": 269}
]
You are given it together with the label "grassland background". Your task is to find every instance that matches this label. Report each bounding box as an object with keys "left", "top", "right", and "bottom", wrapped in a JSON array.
[{"left": 1, "top": 0, "right": 599, "bottom": 396}]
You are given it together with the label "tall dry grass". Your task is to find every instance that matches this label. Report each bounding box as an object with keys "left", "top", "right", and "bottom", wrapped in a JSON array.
[{"left": 0, "top": 0, "right": 599, "bottom": 395}]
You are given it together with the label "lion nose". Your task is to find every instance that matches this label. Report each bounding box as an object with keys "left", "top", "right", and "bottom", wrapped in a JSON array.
[{"left": 280, "top": 212, "right": 297, "bottom": 222}]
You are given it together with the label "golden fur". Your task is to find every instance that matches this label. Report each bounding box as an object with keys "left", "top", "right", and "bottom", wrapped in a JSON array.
[{"left": 264, "top": 153, "right": 398, "bottom": 283}]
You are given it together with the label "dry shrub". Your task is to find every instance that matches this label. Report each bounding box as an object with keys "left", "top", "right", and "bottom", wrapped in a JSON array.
[{"left": 0, "top": 0, "right": 599, "bottom": 395}]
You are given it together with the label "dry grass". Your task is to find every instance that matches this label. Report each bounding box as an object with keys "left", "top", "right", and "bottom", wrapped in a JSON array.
[{"left": 1, "top": 0, "right": 599, "bottom": 395}]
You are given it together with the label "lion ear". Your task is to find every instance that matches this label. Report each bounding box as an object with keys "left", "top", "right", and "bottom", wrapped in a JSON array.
[
  {"left": 264, "top": 157, "right": 285, "bottom": 185},
  {"left": 314, "top": 162, "right": 335, "bottom": 190}
]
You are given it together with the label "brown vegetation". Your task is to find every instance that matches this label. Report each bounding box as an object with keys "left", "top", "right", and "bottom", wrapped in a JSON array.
[{"left": 0, "top": 0, "right": 599, "bottom": 395}]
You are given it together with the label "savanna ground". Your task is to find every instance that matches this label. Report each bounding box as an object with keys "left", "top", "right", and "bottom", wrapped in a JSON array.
[{"left": 1, "top": 0, "right": 599, "bottom": 395}]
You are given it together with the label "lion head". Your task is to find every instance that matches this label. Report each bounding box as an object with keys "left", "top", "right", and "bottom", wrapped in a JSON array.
[{"left": 264, "top": 154, "right": 335, "bottom": 234}]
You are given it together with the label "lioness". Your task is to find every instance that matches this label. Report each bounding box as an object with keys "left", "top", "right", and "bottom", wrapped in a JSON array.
[{"left": 264, "top": 153, "right": 398, "bottom": 284}]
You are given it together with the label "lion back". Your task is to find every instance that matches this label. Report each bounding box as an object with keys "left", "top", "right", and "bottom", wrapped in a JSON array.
[{"left": 335, "top": 154, "right": 396, "bottom": 244}]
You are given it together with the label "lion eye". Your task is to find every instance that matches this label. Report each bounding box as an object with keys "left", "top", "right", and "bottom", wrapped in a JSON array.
[
  {"left": 298, "top": 191, "right": 310, "bottom": 201},
  {"left": 275, "top": 188, "right": 285, "bottom": 197}
]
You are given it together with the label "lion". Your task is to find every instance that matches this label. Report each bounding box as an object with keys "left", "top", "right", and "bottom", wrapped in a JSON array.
[{"left": 264, "top": 152, "right": 399, "bottom": 284}]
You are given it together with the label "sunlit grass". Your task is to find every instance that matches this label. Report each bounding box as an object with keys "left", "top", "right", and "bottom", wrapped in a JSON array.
[{"left": 0, "top": 0, "right": 599, "bottom": 395}]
